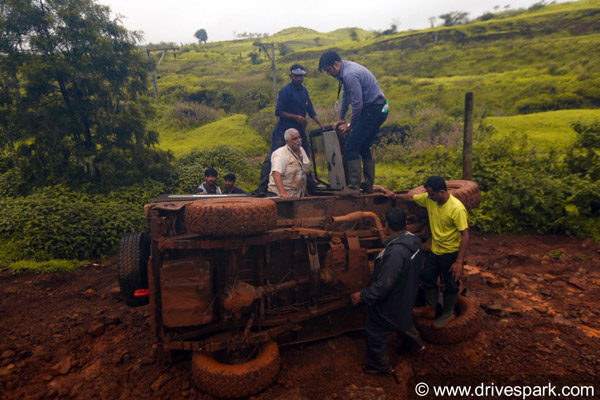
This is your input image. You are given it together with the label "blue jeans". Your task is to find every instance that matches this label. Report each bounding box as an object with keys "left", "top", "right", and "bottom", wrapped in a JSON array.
[{"left": 344, "top": 103, "right": 387, "bottom": 161}]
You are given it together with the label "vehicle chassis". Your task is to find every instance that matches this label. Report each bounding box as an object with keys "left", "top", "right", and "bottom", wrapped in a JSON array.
[{"left": 144, "top": 193, "right": 426, "bottom": 365}]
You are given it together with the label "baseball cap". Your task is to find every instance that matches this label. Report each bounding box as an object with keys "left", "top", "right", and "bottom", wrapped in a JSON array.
[{"left": 290, "top": 64, "right": 306, "bottom": 75}]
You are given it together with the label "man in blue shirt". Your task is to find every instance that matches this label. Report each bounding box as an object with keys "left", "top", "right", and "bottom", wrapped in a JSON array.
[
  {"left": 256, "top": 64, "right": 324, "bottom": 194},
  {"left": 319, "top": 51, "right": 387, "bottom": 196}
]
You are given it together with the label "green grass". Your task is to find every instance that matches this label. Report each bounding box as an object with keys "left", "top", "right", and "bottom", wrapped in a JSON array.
[
  {"left": 156, "top": 114, "right": 269, "bottom": 157},
  {"left": 483, "top": 109, "right": 600, "bottom": 150},
  {"left": 6, "top": 259, "right": 84, "bottom": 274}
]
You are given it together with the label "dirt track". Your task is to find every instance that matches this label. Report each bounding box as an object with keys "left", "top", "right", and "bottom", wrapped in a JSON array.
[{"left": 1, "top": 231, "right": 600, "bottom": 399}]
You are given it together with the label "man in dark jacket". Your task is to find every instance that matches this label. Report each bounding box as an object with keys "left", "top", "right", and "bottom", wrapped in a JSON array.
[{"left": 351, "top": 207, "right": 424, "bottom": 375}]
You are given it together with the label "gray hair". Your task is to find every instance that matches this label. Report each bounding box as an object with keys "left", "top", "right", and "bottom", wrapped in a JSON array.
[{"left": 284, "top": 128, "right": 300, "bottom": 141}]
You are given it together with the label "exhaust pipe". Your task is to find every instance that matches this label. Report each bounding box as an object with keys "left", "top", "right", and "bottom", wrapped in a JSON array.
[{"left": 331, "top": 211, "right": 386, "bottom": 243}]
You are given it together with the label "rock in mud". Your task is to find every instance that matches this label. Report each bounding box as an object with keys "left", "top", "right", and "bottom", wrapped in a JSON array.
[
  {"left": 1, "top": 349, "right": 15, "bottom": 359},
  {"left": 50, "top": 356, "right": 72, "bottom": 376},
  {"left": 567, "top": 277, "right": 586, "bottom": 290},
  {"left": 87, "top": 323, "right": 106, "bottom": 337},
  {"left": 343, "top": 384, "right": 386, "bottom": 400},
  {"left": 0, "top": 364, "right": 16, "bottom": 376},
  {"left": 150, "top": 373, "right": 173, "bottom": 391}
]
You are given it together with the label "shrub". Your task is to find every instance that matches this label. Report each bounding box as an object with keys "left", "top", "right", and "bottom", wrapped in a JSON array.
[
  {"left": 565, "top": 120, "right": 600, "bottom": 181},
  {"left": 516, "top": 93, "right": 585, "bottom": 114},
  {"left": 373, "top": 104, "right": 463, "bottom": 165},
  {"left": 0, "top": 186, "right": 150, "bottom": 261},
  {"left": 167, "top": 101, "right": 220, "bottom": 130},
  {"left": 471, "top": 169, "right": 600, "bottom": 240},
  {"left": 249, "top": 106, "right": 277, "bottom": 143},
  {"left": 470, "top": 131, "right": 600, "bottom": 241},
  {"left": 168, "top": 145, "right": 260, "bottom": 193}
]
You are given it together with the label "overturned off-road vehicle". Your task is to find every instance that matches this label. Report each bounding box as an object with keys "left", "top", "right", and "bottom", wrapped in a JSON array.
[{"left": 117, "top": 129, "right": 482, "bottom": 398}]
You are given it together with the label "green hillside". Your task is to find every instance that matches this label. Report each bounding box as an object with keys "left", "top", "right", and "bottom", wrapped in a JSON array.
[
  {"left": 484, "top": 109, "right": 600, "bottom": 150},
  {"left": 155, "top": 114, "right": 268, "bottom": 157},
  {"left": 151, "top": 0, "right": 600, "bottom": 156}
]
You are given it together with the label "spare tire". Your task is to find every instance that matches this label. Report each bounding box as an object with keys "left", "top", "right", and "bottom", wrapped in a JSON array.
[
  {"left": 185, "top": 198, "right": 277, "bottom": 236},
  {"left": 414, "top": 295, "right": 482, "bottom": 344},
  {"left": 117, "top": 232, "right": 150, "bottom": 307},
  {"left": 191, "top": 339, "right": 280, "bottom": 398},
  {"left": 407, "top": 180, "right": 480, "bottom": 210}
]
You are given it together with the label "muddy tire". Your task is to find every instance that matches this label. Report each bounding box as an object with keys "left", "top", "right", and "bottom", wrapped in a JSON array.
[
  {"left": 407, "top": 180, "right": 480, "bottom": 210},
  {"left": 117, "top": 232, "right": 150, "bottom": 307},
  {"left": 191, "top": 340, "right": 280, "bottom": 398},
  {"left": 185, "top": 198, "right": 277, "bottom": 236},
  {"left": 414, "top": 295, "right": 482, "bottom": 344}
]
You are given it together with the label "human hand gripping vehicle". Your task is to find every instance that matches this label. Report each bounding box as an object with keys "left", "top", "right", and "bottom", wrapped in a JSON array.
[{"left": 117, "top": 128, "right": 482, "bottom": 398}]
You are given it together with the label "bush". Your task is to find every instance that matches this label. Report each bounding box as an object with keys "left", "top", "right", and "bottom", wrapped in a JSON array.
[
  {"left": 470, "top": 131, "right": 600, "bottom": 241},
  {"left": 167, "top": 101, "right": 220, "bottom": 130},
  {"left": 0, "top": 186, "right": 151, "bottom": 261},
  {"left": 516, "top": 93, "right": 585, "bottom": 114},
  {"left": 471, "top": 169, "right": 600, "bottom": 240},
  {"left": 249, "top": 106, "right": 277, "bottom": 144},
  {"left": 373, "top": 104, "right": 463, "bottom": 165},
  {"left": 565, "top": 120, "right": 600, "bottom": 181},
  {"left": 168, "top": 145, "right": 260, "bottom": 193}
]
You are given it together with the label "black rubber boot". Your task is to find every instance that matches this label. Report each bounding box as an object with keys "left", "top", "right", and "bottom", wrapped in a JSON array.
[
  {"left": 338, "top": 160, "right": 361, "bottom": 196},
  {"left": 413, "top": 288, "right": 437, "bottom": 319},
  {"left": 306, "top": 172, "right": 317, "bottom": 195},
  {"left": 362, "top": 159, "right": 375, "bottom": 194},
  {"left": 433, "top": 292, "right": 458, "bottom": 328}
]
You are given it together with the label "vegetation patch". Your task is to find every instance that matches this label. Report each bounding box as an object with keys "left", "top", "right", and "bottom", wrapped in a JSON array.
[
  {"left": 483, "top": 109, "right": 600, "bottom": 150},
  {"left": 157, "top": 114, "right": 269, "bottom": 158},
  {"left": 6, "top": 259, "right": 84, "bottom": 274}
]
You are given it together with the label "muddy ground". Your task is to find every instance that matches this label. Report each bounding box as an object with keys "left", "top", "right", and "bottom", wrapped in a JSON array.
[{"left": 1, "top": 231, "right": 599, "bottom": 399}]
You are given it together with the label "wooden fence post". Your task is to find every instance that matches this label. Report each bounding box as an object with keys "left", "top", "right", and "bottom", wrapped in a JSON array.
[{"left": 463, "top": 92, "right": 473, "bottom": 180}]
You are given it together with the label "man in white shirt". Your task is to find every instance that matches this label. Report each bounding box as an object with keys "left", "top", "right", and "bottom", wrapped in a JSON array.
[{"left": 268, "top": 128, "right": 311, "bottom": 198}]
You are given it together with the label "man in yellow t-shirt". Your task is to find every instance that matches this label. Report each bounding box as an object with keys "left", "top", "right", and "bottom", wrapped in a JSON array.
[{"left": 402, "top": 176, "right": 470, "bottom": 328}]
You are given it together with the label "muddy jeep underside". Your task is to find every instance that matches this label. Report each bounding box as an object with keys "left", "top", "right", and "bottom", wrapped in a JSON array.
[{"left": 146, "top": 193, "right": 428, "bottom": 362}]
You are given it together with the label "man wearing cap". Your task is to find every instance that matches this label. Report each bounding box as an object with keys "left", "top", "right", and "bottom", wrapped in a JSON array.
[
  {"left": 319, "top": 50, "right": 388, "bottom": 196},
  {"left": 223, "top": 173, "right": 245, "bottom": 194},
  {"left": 256, "top": 64, "right": 324, "bottom": 194},
  {"left": 195, "top": 168, "right": 222, "bottom": 194}
]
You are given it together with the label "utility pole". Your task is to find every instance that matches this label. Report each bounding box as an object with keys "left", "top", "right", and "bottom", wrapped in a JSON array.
[
  {"left": 463, "top": 92, "right": 473, "bottom": 180},
  {"left": 253, "top": 42, "right": 277, "bottom": 100},
  {"left": 145, "top": 47, "right": 178, "bottom": 97}
]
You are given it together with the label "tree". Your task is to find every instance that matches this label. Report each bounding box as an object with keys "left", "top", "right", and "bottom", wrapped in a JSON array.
[
  {"left": 248, "top": 51, "right": 261, "bottom": 65},
  {"left": 349, "top": 29, "right": 358, "bottom": 41},
  {"left": 194, "top": 28, "right": 208, "bottom": 44},
  {"left": 428, "top": 16, "right": 437, "bottom": 28},
  {"left": 438, "top": 11, "right": 470, "bottom": 26},
  {"left": 0, "top": 0, "right": 171, "bottom": 192},
  {"left": 277, "top": 43, "right": 291, "bottom": 56}
]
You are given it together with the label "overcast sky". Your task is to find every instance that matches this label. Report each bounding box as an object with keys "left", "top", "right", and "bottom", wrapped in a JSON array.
[{"left": 98, "top": 0, "right": 571, "bottom": 44}]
